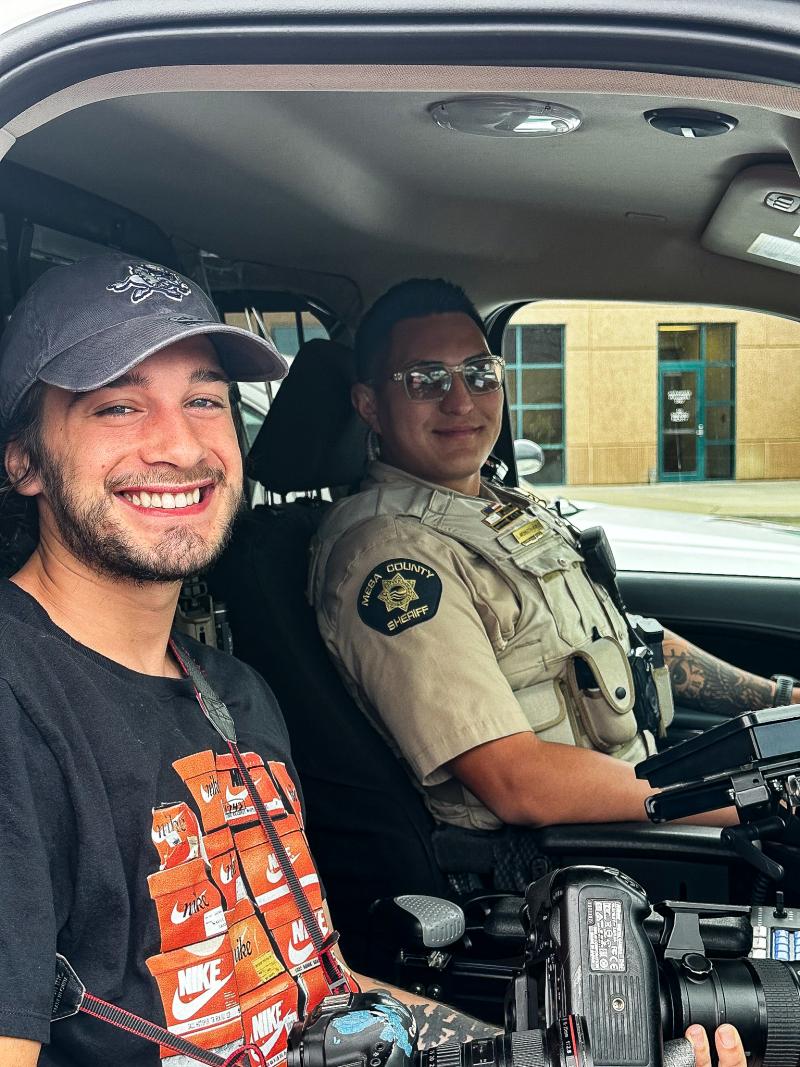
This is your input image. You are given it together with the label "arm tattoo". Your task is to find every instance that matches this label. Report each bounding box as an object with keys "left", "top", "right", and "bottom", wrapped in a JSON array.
[
  {"left": 663, "top": 631, "right": 774, "bottom": 715},
  {"left": 413, "top": 1001, "right": 501, "bottom": 1051},
  {"left": 354, "top": 976, "right": 500, "bottom": 1051}
]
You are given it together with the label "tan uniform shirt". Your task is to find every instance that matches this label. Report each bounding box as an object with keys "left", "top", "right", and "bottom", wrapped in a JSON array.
[{"left": 310, "top": 462, "right": 651, "bottom": 830}]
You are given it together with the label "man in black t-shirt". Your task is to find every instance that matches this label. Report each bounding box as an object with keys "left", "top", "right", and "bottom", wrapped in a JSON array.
[
  {"left": 0, "top": 254, "right": 745, "bottom": 1067},
  {"left": 0, "top": 252, "right": 320, "bottom": 1066},
  {"left": 0, "top": 254, "right": 435, "bottom": 1066}
]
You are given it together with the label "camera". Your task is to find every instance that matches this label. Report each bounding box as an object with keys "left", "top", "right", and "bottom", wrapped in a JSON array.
[
  {"left": 289, "top": 709, "right": 800, "bottom": 1067},
  {"left": 288, "top": 865, "right": 800, "bottom": 1067}
]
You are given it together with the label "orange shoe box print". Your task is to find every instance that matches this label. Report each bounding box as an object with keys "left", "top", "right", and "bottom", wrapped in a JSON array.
[
  {"left": 240, "top": 974, "right": 299, "bottom": 1067},
  {"left": 148, "top": 857, "right": 228, "bottom": 953},
  {"left": 226, "top": 898, "right": 285, "bottom": 996},
  {"left": 173, "top": 750, "right": 226, "bottom": 833},
  {"left": 146, "top": 934, "right": 243, "bottom": 1054},
  {"left": 151, "top": 802, "right": 202, "bottom": 869},
  {"left": 269, "top": 908, "right": 358, "bottom": 1015},
  {"left": 268, "top": 762, "right": 304, "bottom": 829},
  {"left": 298, "top": 956, "right": 359, "bottom": 1015},
  {"left": 234, "top": 827, "right": 321, "bottom": 928},
  {"left": 270, "top": 907, "right": 327, "bottom": 979},
  {"left": 215, "top": 752, "right": 283, "bottom": 827},
  {"left": 204, "top": 825, "right": 246, "bottom": 910}
]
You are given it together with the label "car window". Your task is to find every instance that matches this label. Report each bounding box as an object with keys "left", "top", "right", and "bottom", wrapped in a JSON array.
[
  {"left": 503, "top": 301, "right": 800, "bottom": 578},
  {"left": 223, "top": 307, "right": 329, "bottom": 449}
]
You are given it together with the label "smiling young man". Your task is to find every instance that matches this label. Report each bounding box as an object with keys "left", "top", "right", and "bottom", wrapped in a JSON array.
[
  {"left": 0, "top": 256, "right": 509, "bottom": 1067},
  {"left": 310, "top": 279, "right": 797, "bottom": 845}
]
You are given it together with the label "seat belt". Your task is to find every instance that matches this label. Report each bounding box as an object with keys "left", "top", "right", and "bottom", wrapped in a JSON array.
[{"left": 169, "top": 637, "right": 350, "bottom": 997}]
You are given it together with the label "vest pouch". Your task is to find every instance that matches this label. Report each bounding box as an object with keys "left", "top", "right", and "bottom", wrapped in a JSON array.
[
  {"left": 426, "top": 777, "right": 504, "bottom": 831},
  {"left": 498, "top": 533, "right": 588, "bottom": 647},
  {"left": 514, "top": 677, "right": 574, "bottom": 740},
  {"left": 567, "top": 636, "right": 639, "bottom": 752}
]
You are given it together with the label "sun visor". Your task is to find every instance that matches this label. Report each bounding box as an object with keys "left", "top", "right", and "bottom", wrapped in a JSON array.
[{"left": 702, "top": 163, "right": 800, "bottom": 275}]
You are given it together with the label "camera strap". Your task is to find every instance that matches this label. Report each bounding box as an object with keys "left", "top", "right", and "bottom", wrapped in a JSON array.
[
  {"left": 169, "top": 637, "right": 350, "bottom": 996},
  {"left": 52, "top": 954, "right": 265, "bottom": 1066}
]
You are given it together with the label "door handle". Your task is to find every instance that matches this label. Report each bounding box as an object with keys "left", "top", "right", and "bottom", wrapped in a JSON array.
[{"left": 696, "top": 423, "right": 705, "bottom": 437}]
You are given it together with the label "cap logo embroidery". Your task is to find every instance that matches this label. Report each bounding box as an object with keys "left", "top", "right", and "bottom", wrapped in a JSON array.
[{"left": 106, "top": 262, "right": 192, "bottom": 304}]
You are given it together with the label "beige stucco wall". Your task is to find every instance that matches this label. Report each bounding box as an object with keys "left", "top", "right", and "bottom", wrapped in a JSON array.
[{"left": 509, "top": 302, "right": 800, "bottom": 485}]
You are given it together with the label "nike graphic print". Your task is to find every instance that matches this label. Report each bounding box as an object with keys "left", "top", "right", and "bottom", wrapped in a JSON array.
[{"left": 172, "top": 963, "right": 233, "bottom": 1022}]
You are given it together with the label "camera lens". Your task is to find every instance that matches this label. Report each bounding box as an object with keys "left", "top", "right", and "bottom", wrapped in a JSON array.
[
  {"left": 419, "top": 1017, "right": 591, "bottom": 1067},
  {"left": 661, "top": 957, "right": 800, "bottom": 1067}
]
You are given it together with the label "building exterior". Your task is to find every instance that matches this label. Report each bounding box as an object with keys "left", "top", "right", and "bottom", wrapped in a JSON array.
[{"left": 504, "top": 302, "right": 800, "bottom": 486}]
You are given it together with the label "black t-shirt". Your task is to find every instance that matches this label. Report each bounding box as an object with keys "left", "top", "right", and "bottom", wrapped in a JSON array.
[{"left": 0, "top": 580, "right": 301, "bottom": 1066}]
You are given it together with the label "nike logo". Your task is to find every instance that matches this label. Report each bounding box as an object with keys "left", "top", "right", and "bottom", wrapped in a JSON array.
[
  {"left": 287, "top": 939, "right": 315, "bottom": 967},
  {"left": 170, "top": 895, "right": 207, "bottom": 925},
  {"left": 200, "top": 782, "right": 218, "bottom": 803},
  {"left": 256, "top": 873, "right": 318, "bottom": 908},
  {"left": 226, "top": 786, "right": 248, "bottom": 803},
  {"left": 266, "top": 848, "right": 301, "bottom": 885},
  {"left": 171, "top": 970, "right": 233, "bottom": 1022},
  {"left": 260, "top": 1014, "right": 291, "bottom": 1057},
  {"left": 265, "top": 856, "right": 284, "bottom": 885}
]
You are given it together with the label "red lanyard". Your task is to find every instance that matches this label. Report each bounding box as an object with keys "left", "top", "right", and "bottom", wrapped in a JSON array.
[{"left": 169, "top": 637, "right": 350, "bottom": 996}]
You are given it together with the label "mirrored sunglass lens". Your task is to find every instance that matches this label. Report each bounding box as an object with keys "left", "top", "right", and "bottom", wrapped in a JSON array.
[
  {"left": 464, "top": 360, "right": 502, "bottom": 392},
  {"left": 406, "top": 366, "right": 449, "bottom": 399}
]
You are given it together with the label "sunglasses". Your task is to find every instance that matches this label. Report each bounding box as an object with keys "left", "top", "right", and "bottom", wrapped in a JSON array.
[{"left": 389, "top": 355, "right": 505, "bottom": 402}]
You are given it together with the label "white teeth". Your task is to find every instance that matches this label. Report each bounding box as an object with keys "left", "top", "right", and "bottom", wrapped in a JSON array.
[{"left": 121, "top": 488, "right": 203, "bottom": 509}]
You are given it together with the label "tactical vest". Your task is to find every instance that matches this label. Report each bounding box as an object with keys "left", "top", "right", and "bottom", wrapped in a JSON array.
[{"left": 310, "top": 471, "right": 659, "bottom": 830}]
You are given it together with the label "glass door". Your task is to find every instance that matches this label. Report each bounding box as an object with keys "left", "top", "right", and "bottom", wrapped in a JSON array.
[{"left": 659, "top": 362, "right": 704, "bottom": 480}]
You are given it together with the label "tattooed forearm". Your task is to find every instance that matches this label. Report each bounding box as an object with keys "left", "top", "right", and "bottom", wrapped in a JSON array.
[
  {"left": 354, "top": 973, "right": 500, "bottom": 1051},
  {"left": 663, "top": 630, "right": 774, "bottom": 715},
  {"left": 413, "top": 1001, "right": 501, "bottom": 1051}
]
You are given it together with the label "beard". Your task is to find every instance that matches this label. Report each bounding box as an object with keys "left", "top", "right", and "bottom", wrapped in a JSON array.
[{"left": 37, "top": 449, "right": 244, "bottom": 584}]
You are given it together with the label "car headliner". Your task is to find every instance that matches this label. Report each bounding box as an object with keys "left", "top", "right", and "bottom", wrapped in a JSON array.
[{"left": 2, "top": 3, "right": 800, "bottom": 326}]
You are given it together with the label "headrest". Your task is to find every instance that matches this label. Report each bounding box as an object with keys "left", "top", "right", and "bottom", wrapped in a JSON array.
[{"left": 248, "top": 338, "right": 368, "bottom": 494}]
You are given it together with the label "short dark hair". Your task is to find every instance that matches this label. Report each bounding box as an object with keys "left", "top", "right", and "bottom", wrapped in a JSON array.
[
  {"left": 0, "top": 381, "right": 46, "bottom": 573},
  {"left": 354, "top": 278, "right": 486, "bottom": 383}
]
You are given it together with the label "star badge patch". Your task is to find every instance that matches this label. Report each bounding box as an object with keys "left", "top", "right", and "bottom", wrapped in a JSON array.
[
  {"left": 357, "top": 559, "right": 442, "bottom": 636},
  {"left": 378, "top": 573, "right": 419, "bottom": 613}
]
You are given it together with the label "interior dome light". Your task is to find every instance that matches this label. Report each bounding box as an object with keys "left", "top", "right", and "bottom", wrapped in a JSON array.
[{"left": 429, "top": 97, "right": 582, "bottom": 137}]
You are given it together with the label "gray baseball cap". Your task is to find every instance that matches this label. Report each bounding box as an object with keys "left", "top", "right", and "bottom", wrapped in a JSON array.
[{"left": 0, "top": 252, "right": 289, "bottom": 425}]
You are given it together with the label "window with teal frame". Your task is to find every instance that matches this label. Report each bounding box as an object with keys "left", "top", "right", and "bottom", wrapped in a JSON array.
[
  {"left": 657, "top": 322, "right": 735, "bottom": 481},
  {"left": 502, "top": 324, "right": 566, "bottom": 483}
]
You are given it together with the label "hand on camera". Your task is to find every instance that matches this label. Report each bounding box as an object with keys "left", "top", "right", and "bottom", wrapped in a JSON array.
[{"left": 686, "top": 1024, "right": 746, "bottom": 1067}]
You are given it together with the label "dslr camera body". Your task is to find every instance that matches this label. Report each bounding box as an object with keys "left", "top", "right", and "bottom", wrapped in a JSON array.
[{"left": 289, "top": 864, "right": 800, "bottom": 1067}]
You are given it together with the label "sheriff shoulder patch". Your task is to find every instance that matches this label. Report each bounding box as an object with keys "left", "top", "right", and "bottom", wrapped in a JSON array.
[{"left": 357, "top": 559, "right": 442, "bottom": 637}]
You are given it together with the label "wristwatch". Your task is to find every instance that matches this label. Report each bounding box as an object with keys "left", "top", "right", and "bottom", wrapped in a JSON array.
[{"left": 771, "top": 674, "right": 797, "bottom": 707}]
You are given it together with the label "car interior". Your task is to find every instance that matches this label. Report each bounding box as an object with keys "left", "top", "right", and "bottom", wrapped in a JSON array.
[{"left": 2, "top": 0, "right": 800, "bottom": 1020}]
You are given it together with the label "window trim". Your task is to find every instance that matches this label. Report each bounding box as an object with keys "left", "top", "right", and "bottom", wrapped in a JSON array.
[{"left": 504, "top": 322, "right": 566, "bottom": 484}]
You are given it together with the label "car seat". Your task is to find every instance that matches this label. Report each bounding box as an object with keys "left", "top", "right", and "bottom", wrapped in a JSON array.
[{"left": 209, "top": 338, "right": 745, "bottom": 974}]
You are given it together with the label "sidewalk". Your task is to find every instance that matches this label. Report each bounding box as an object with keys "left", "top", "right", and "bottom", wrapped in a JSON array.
[{"left": 540, "top": 479, "right": 800, "bottom": 524}]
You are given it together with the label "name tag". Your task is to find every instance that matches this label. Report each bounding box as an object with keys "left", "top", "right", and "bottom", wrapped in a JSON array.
[{"left": 511, "top": 519, "right": 546, "bottom": 546}]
